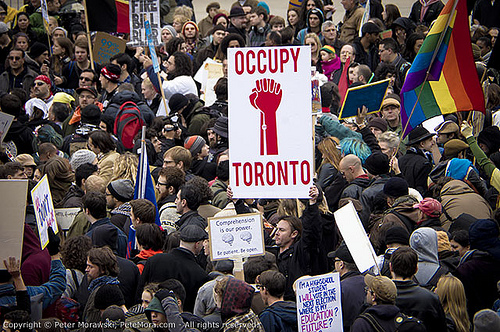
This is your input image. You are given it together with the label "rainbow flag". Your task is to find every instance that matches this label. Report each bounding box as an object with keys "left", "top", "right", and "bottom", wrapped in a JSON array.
[{"left": 400, "top": 0, "right": 484, "bottom": 137}]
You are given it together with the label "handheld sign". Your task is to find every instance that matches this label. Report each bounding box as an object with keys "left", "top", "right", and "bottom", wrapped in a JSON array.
[
  {"left": 31, "top": 175, "right": 58, "bottom": 249},
  {"left": 208, "top": 213, "right": 265, "bottom": 261},
  {"left": 334, "top": 201, "right": 378, "bottom": 273},
  {"left": 55, "top": 208, "right": 80, "bottom": 231},
  {"left": 296, "top": 272, "right": 343, "bottom": 332},
  {"left": 145, "top": 20, "right": 160, "bottom": 73},
  {"left": 129, "top": 0, "right": 161, "bottom": 47},
  {"left": 0, "top": 111, "right": 14, "bottom": 144},
  {"left": 228, "top": 46, "right": 313, "bottom": 198},
  {"left": 93, "top": 32, "right": 127, "bottom": 65},
  {"left": 338, "top": 79, "right": 390, "bottom": 119},
  {"left": 0, "top": 180, "right": 28, "bottom": 268}
]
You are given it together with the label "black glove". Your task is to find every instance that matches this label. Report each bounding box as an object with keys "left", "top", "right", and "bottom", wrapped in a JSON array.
[
  {"left": 155, "top": 289, "right": 176, "bottom": 302},
  {"left": 46, "top": 228, "right": 60, "bottom": 256}
]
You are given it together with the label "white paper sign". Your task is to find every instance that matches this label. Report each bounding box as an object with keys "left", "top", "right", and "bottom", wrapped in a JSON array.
[
  {"left": 334, "top": 201, "right": 378, "bottom": 273},
  {"left": 0, "top": 180, "right": 28, "bottom": 268},
  {"left": 31, "top": 175, "right": 58, "bottom": 249},
  {"left": 228, "top": 46, "right": 313, "bottom": 198},
  {"left": 55, "top": 208, "right": 80, "bottom": 231},
  {"left": 296, "top": 272, "right": 343, "bottom": 332},
  {"left": 0, "top": 111, "right": 14, "bottom": 144},
  {"left": 208, "top": 213, "right": 265, "bottom": 260},
  {"left": 129, "top": 0, "right": 161, "bottom": 47}
]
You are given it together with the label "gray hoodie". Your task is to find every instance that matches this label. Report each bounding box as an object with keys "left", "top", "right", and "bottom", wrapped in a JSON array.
[{"left": 410, "top": 227, "right": 440, "bottom": 286}]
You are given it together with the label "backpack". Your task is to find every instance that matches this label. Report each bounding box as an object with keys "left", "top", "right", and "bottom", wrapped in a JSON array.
[
  {"left": 360, "top": 312, "right": 426, "bottom": 332},
  {"left": 54, "top": 270, "right": 80, "bottom": 323},
  {"left": 114, "top": 101, "right": 144, "bottom": 150}
]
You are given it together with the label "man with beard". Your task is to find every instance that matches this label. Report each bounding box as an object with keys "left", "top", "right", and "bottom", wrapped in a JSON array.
[
  {"left": 106, "top": 179, "right": 135, "bottom": 232},
  {"left": 157, "top": 167, "right": 186, "bottom": 234},
  {"left": 175, "top": 182, "right": 207, "bottom": 231},
  {"left": 31, "top": 75, "right": 53, "bottom": 111}
]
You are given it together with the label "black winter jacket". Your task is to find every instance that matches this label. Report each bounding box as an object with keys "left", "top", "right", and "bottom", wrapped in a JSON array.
[{"left": 399, "top": 147, "right": 433, "bottom": 195}]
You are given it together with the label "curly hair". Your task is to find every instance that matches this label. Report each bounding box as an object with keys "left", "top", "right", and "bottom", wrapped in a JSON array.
[
  {"left": 170, "top": 51, "right": 193, "bottom": 78},
  {"left": 186, "top": 176, "right": 213, "bottom": 203},
  {"left": 61, "top": 235, "right": 93, "bottom": 272},
  {"left": 110, "top": 152, "right": 138, "bottom": 184}
]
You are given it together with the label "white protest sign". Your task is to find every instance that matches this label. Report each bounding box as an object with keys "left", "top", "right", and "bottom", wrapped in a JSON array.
[
  {"left": 296, "top": 272, "right": 343, "bottom": 332},
  {"left": 0, "top": 180, "right": 28, "bottom": 268},
  {"left": 228, "top": 46, "right": 313, "bottom": 199},
  {"left": 0, "top": 111, "right": 14, "bottom": 144},
  {"left": 194, "top": 59, "right": 224, "bottom": 106},
  {"left": 334, "top": 201, "right": 378, "bottom": 273},
  {"left": 208, "top": 213, "right": 265, "bottom": 260},
  {"left": 129, "top": 0, "right": 161, "bottom": 47},
  {"left": 31, "top": 175, "right": 58, "bottom": 249},
  {"left": 55, "top": 208, "right": 80, "bottom": 231}
]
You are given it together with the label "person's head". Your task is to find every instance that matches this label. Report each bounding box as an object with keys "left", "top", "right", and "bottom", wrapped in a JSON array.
[
  {"left": 322, "top": 21, "right": 337, "bottom": 42},
  {"left": 361, "top": 22, "right": 382, "bottom": 44},
  {"left": 79, "top": 69, "right": 98, "bottom": 88},
  {"left": 341, "top": 0, "right": 358, "bottom": 12},
  {"left": 83, "top": 191, "right": 107, "bottom": 221},
  {"left": 16, "top": 12, "right": 30, "bottom": 31},
  {"left": 319, "top": 45, "right": 336, "bottom": 62},
  {"left": 8, "top": 48, "right": 25, "bottom": 72},
  {"left": 269, "top": 15, "right": 285, "bottom": 31},
  {"left": 378, "top": 38, "right": 399, "bottom": 62},
  {"left": 14, "top": 154, "right": 36, "bottom": 178},
  {"left": 141, "top": 77, "right": 158, "bottom": 101},
  {"left": 0, "top": 161, "right": 27, "bottom": 179},
  {"left": 136, "top": 223, "right": 163, "bottom": 251},
  {"left": 249, "top": 6, "right": 267, "bottom": 28},
  {"left": 166, "top": 51, "right": 193, "bottom": 78},
  {"left": 375, "top": 63, "right": 397, "bottom": 89},
  {"left": 339, "top": 44, "right": 355, "bottom": 63},
  {"left": 106, "top": 179, "right": 134, "bottom": 209},
  {"left": 75, "top": 162, "right": 98, "bottom": 189},
  {"left": 306, "top": 8, "right": 323, "bottom": 30},
  {"left": 338, "top": 154, "right": 364, "bottom": 182},
  {"left": 435, "top": 275, "right": 470, "bottom": 332},
  {"left": 176, "top": 182, "right": 202, "bottom": 213},
  {"left": 434, "top": 120, "right": 459, "bottom": 144},
  {"left": 403, "top": 32, "right": 424, "bottom": 60},
  {"left": 390, "top": 246, "right": 418, "bottom": 280},
  {"left": 186, "top": 176, "right": 213, "bottom": 205},
  {"left": 473, "top": 309, "right": 500, "bottom": 332},
  {"left": 364, "top": 274, "right": 397, "bottom": 305},
  {"left": 141, "top": 283, "right": 160, "bottom": 309},
  {"left": 48, "top": 102, "right": 70, "bottom": 123},
  {"left": 181, "top": 21, "right": 198, "bottom": 40},
  {"left": 340, "top": 137, "right": 372, "bottom": 164},
  {"left": 356, "top": 64, "right": 371, "bottom": 83},
  {"left": 13, "top": 33, "right": 29, "bottom": 51},
  {"left": 130, "top": 198, "right": 156, "bottom": 226},
  {"left": 489, "top": 27, "right": 499, "bottom": 45},
  {"left": 450, "top": 230, "right": 469, "bottom": 257},
  {"left": 86, "top": 247, "right": 119, "bottom": 281},
  {"left": 287, "top": 8, "right": 300, "bottom": 26},
  {"left": 243, "top": 252, "right": 278, "bottom": 283},
  {"left": 305, "top": 33, "right": 321, "bottom": 59},
  {"left": 37, "top": 142, "right": 59, "bottom": 163},
  {"left": 211, "top": 24, "right": 226, "bottom": 46},
  {"left": 377, "top": 131, "right": 400, "bottom": 157},
  {"left": 156, "top": 166, "right": 185, "bottom": 201},
  {"left": 258, "top": 270, "right": 286, "bottom": 305},
  {"left": 84, "top": 175, "right": 106, "bottom": 194},
  {"left": 275, "top": 216, "right": 302, "bottom": 249},
  {"left": 161, "top": 25, "right": 177, "bottom": 44},
  {"left": 88, "top": 130, "right": 116, "bottom": 155},
  {"left": 229, "top": 7, "right": 247, "bottom": 30},
  {"left": 33, "top": 75, "right": 52, "bottom": 99},
  {"left": 99, "top": 63, "right": 121, "bottom": 90},
  {"left": 51, "top": 27, "right": 66, "bottom": 42},
  {"left": 52, "top": 37, "right": 73, "bottom": 58},
  {"left": 69, "top": 149, "right": 97, "bottom": 171},
  {"left": 179, "top": 225, "right": 208, "bottom": 255},
  {"left": 158, "top": 279, "right": 186, "bottom": 311},
  {"left": 74, "top": 39, "right": 89, "bottom": 63},
  {"left": 76, "top": 87, "right": 97, "bottom": 113},
  {"left": 60, "top": 235, "right": 93, "bottom": 272},
  {"left": 331, "top": 243, "right": 357, "bottom": 275},
  {"left": 184, "top": 135, "right": 209, "bottom": 160},
  {"left": 477, "top": 36, "right": 492, "bottom": 56},
  {"left": 382, "top": 4, "right": 401, "bottom": 27},
  {"left": 0, "top": 93, "right": 23, "bottom": 118},
  {"left": 163, "top": 146, "right": 192, "bottom": 171},
  {"left": 317, "top": 136, "right": 341, "bottom": 168},
  {"left": 30, "top": 42, "right": 49, "bottom": 65},
  {"left": 380, "top": 96, "right": 401, "bottom": 124}
]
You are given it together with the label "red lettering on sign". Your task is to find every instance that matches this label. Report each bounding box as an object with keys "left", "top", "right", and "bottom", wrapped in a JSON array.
[
  {"left": 243, "top": 162, "right": 252, "bottom": 186},
  {"left": 235, "top": 51, "right": 244, "bottom": 75},
  {"left": 233, "top": 48, "right": 301, "bottom": 75},
  {"left": 233, "top": 162, "right": 241, "bottom": 186},
  {"left": 246, "top": 50, "right": 255, "bottom": 74},
  {"left": 266, "top": 162, "right": 276, "bottom": 185},
  {"left": 255, "top": 162, "right": 264, "bottom": 186},
  {"left": 290, "top": 161, "right": 298, "bottom": 185},
  {"left": 301, "top": 160, "right": 311, "bottom": 184},
  {"left": 232, "top": 161, "right": 311, "bottom": 187},
  {"left": 277, "top": 161, "right": 288, "bottom": 185}
]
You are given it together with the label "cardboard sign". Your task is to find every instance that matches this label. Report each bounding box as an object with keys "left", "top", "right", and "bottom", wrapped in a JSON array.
[
  {"left": 31, "top": 175, "right": 58, "bottom": 249},
  {"left": 334, "top": 201, "right": 378, "bottom": 273},
  {"left": 208, "top": 213, "right": 265, "bottom": 261},
  {"left": 55, "top": 208, "right": 80, "bottom": 231},
  {"left": 93, "top": 32, "right": 127, "bottom": 65},
  {"left": 129, "top": 0, "right": 161, "bottom": 47},
  {"left": 0, "top": 180, "right": 28, "bottom": 268},
  {"left": 228, "top": 46, "right": 313, "bottom": 198},
  {"left": 296, "top": 272, "right": 343, "bottom": 332},
  {"left": 0, "top": 111, "right": 14, "bottom": 144},
  {"left": 339, "top": 79, "right": 390, "bottom": 119},
  {"left": 194, "top": 59, "right": 224, "bottom": 106}
]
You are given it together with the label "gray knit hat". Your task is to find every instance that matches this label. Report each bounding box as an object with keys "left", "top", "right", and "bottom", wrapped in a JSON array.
[
  {"left": 69, "top": 149, "right": 97, "bottom": 171},
  {"left": 107, "top": 179, "right": 134, "bottom": 202},
  {"left": 473, "top": 309, "right": 500, "bottom": 332},
  {"left": 184, "top": 135, "right": 206, "bottom": 156},
  {"left": 162, "top": 25, "right": 178, "bottom": 38}
]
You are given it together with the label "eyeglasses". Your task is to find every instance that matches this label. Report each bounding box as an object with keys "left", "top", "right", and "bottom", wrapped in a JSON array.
[
  {"left": 157, "top": 181, "right": 168, "bottom": 186},
  {"left": 79, "top": 76, "right": 92, "bottom": 82},
  {"left": 256, "top": 284, "right": 263, "bottom": 290},
  {"left": 34, "top": 82, "right": 46, "bottom": 86},
  {"left": 8, "top": 56, "right": 21, "bottom": 61}
]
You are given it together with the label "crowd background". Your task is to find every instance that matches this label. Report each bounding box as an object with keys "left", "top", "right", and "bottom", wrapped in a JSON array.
[{"left": 0, "top": 0, "right": 500, "bottom": 331}]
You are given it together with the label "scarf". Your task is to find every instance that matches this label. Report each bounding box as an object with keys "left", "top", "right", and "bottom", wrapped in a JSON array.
[
  {"left": 68, "top": 102, "right": 103, "bottom": 125},
  {"left": 321, "top": 57, "right": 342, "bottom": 80},
  {"left": 419, "top": 0, "right": 440, "bottom": 22},
  {"left": 88, "top": 275, "right": 119, "bottom": 294}
]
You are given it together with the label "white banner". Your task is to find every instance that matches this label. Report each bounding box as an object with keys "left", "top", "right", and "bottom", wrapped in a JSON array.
[
  {"left": 296, "top": 272, "right": 343, "bottom": 332},
  {"left": 129, "top": 0, "right": 161, "bottom": 47},
  {"left": 55, "top": 208, "right": 80, "bottom": 231},
  {"left": 31, "top": 175, "right": 58, "bottom": 249},
  {"left": 208, "top": 213, "right": 265, "bottom": 260},
  {"left": 228, "top": 46, "right": 313, "bottom": 198}
]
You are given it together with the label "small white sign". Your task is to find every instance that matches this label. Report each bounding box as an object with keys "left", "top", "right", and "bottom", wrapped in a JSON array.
[
  {"left": 31, "top": 175, "right": 58, "bottom": 249},
  {"left": 208, "top": 213, "right": 265, "bottom": 261},
  {"left": 296, "top": 272, "right": 343, "bottom": 332},
  {"left": 129, "top": 0, "right": 161, "bottom": 47},
  {"left": 0, "top": 111, "right": 14, "bottom": 144},
  {"left": 55, "top": 208, "right": 80, "bottom": 231}
]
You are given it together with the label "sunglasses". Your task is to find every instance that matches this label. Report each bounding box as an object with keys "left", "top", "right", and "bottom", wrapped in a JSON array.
[{"left": 34, "top": 82, "right": 46, "bottom": 86}]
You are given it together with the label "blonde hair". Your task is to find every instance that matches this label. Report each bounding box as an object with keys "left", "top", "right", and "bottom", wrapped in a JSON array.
[
  {"left": 304, "top": 33, "right": 321, "bottom": 60},
  {"left": 110, "top": 152, "right": 139, "bottom": 185},
  {"left": 435, "top": 275, "right": 470, "bottom": 332},
  {"left": 317, "top": 136, "right": 341, "bottom": 170},
  {"left": 278, "top": 197, "right": 330, "bottom": 217},
  {"left": 174, "top": 6, "right": 194, "bottom": 19}
]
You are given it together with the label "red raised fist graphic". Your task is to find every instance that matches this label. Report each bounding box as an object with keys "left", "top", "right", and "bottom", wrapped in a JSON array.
[{"left": 249, "top": 79, "right": 282, "bottom": 155}]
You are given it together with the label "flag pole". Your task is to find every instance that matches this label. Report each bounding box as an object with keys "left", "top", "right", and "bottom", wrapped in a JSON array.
[
  {"left": 82, "top": 0, "right": 95, "bottom": 71},
  {"left": 140, "top": 125, "right": 146, "bottom": 199},
  {"left": 397, "top": 0, "right": 460, "bottom": 150}
]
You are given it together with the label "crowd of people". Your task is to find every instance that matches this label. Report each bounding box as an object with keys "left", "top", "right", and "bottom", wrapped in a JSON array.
[{"left": 0, "top": 0, "right": 500, "bottom": 331}]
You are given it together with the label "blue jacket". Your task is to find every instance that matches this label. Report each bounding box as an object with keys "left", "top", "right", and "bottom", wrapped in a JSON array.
[
  {"left": 0, "top": 259, "right": 66, "bottom": 309},
  {"left": 86, "top": 218, "right": 128, "bottom": 258},
  {"left": 259, "top": 301, "right": 298, "bottom": 332}
]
